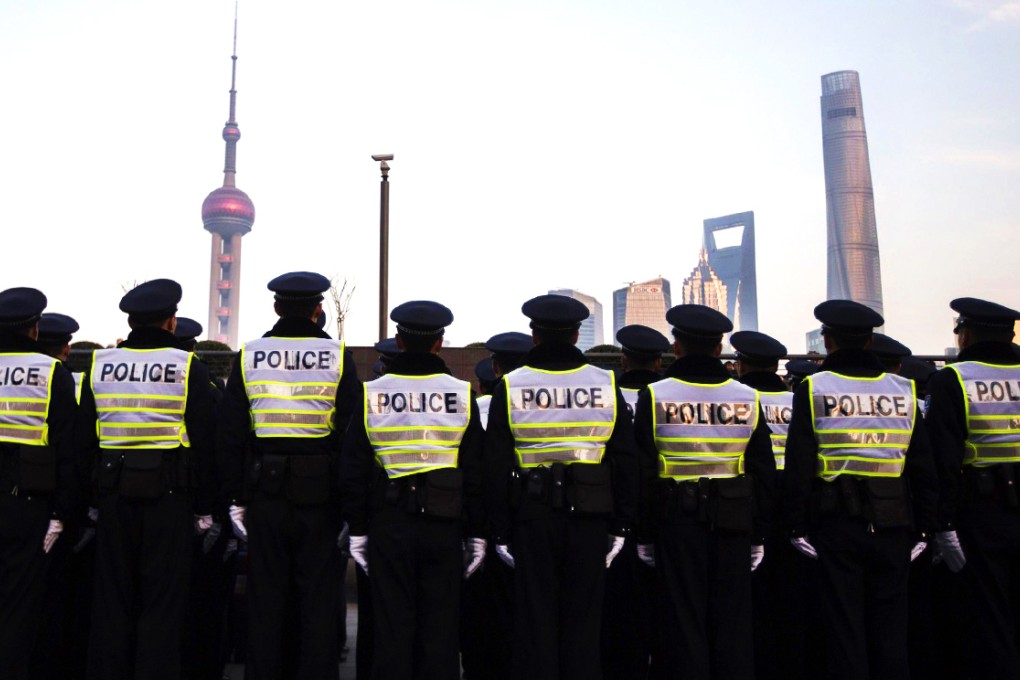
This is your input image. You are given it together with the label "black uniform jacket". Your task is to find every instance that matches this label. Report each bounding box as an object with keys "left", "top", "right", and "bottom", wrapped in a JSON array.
[
  {"left": 782, "top": 348, "right": 938, "bottom": 537},
  {"left": 76, "top": 326, "right": 217, "bottom": 514},
  {"left": 0, "top": 332, "right": 78, "bottom": 520},
  {"left": 926, "top": 341, "right": 1018, "bottom": 530},
  {"left": 217, "top": 317, "right": 360, "bottom": 507},
  {"left": 739, "top": 370, "right": 789, "bottom": 395},
  {"left": 634, "top": 354, "right": 776, "bottom": 544},
  {"left": 484, "top": 342, "right": 640, "bottom": 544},
  {"left": 338, "top": 351, "right": 485, "bottom": 538},
  {"left": 619, "top": 368, "right": 662, "bottom": 391}
]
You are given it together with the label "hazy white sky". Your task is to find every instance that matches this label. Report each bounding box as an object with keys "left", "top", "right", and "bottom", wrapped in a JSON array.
[{"left": 1, "top": 0, "right": 1018, "bottom": 353}]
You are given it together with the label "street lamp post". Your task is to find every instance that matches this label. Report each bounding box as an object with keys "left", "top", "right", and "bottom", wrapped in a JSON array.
[{"left": 372, "top": 154, "right": 393, "bottom": 342}]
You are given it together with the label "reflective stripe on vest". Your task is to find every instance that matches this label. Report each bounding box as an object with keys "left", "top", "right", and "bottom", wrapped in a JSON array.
[
  {"left": 505, "top": 364, "right": 616, "bottom": 468},
  {"left": 72, "top": 372, "right": 84, "bottom": 405},
  {"left": 241, "top": 338, "right": 343, "bottom": 438},
  {"left": 364, "top": 373, "right": 470, "bottom": 479},
  {"left": 621, "top": 388, "right": 640, "bottom": 420},
  {"left": 760, "top": 391, "right": 793, "bottom": 470},
  {"left": 650, "top": 378, "right": 759, "bottom": 481},
  {"left": 0, "top": 353, "right": 58, "bottom": 446},
  {"left": 476, "top": 394, "right": 492, "bottom": 431},
  {"left": 947, "top": 361, "right": 1020, "bottom": 466},
  {"left": 91, "top": 348, "right": 192, "bottom": 449},
  {"left": 808, "top": 371, "right": 915, "bottom": 479}
]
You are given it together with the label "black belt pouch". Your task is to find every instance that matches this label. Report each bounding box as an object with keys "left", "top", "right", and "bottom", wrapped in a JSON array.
[
  {"left": 568, "top": 463, "right": 614, "bottom": 514},
  {"left": 97, "top": 451, "right": 122, "bottom": 493},
  {"left": 863, "top": 477, "right": 912, "bottom": 529},
  {"left": 119, "top": 450, "right": 165, "bottom": 499},
  {"left": 260, "top": 454, "right": 287, "bottom": 496},
  {"left": 711, "top": 476, "right": 754, "bottom": 533},
  {"left": 18, "top": 445, "right": 56, "bottom": 493},
  {"left": 285, "top": 454, "right": 330, "bottom": 505},
  {"left": 420, "top": 468, "right": 463, "bottom": 519}
]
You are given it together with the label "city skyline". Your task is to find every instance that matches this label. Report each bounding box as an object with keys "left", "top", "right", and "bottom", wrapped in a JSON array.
[
  {"left": 549, "top": 289, "right": 604, "bottom": 351},
  {"left": 0, "top": 2, "right": 1017, "bottom": 354},
  {"left": 613, "top": 278, "right": 673, "bottom": 344},
  {"left": 681, "top": 250, "right": 729, "bottom": 317},
  {"left": 704, "top": 211, "right": 758, "bottom": 332}
]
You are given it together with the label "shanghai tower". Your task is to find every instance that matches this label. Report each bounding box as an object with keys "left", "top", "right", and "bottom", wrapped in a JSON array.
[{"left": 820, "top": 70, "right": 883, "bottom": 317}]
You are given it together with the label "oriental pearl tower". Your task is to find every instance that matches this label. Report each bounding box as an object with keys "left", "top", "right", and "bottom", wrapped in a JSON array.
[{"left": 202, "top": 8, "right": 254, "bottom": 349}]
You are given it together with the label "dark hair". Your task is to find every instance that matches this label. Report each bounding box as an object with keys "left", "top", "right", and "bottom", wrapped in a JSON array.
[
  {"left": 533, "top": 327, "right": 577, "bottom": 346},
  {"left": 672, "top": 330, "right": 721, "bottom": 356},
  {"left": 823, "top": 329, "right": 870, "bottom": 351},
  {"left": 398, "top": 331, "right": 443, "bottom": 353},
  {"left": 275, "top": 298, "right": 320, "bottom": 320},
  {"left": 127, "top": 315, "right": 173, "bottom": 329},
  {"left": 738, "top": 357, "right": 778, "bottom": 373},
  {"left": 964, "top": 325, "right": 1014, "bottom": 345},
  {"left": 622, "top": 351, "right": 660, "bottom": 372}
]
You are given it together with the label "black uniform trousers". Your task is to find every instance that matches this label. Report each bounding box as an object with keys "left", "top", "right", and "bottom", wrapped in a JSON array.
[
  {"left": 87, "top": 491, "right": 193, "bottom": 680},
  {"left": 30, "top": 514, "right": 77, "bottom": 680},
  {"left": 601, "top": 536, "right": 652, "bottom": 680},
  {"left": 355, "top": 564, "right": 374, "bottom": 680},
  {"left": 368, "top": 509, "right": 462, "bottom": 680},
  {"left": 655, "top": 515, "right": 753, "bottom": 680},
  {"left": 810, "top": 517, "right": 912, "bottom": 680},
  {"left": 245, "top": 495, "right": 340, "bottom": 680},
  {"left": 958, "top": 504, "right": 1020, "bottom": 679},
  {"left": 183, "top": 521, "right": 236, "bottom": 680},
  {"left": 511, "top": 514, "right": 607, "bottom": 680},
  {"left": 0, "top": 492, "right": 51, "bottom": 680},
  {"left": 460, "top": 543, "right": 513, "bottom": 680}
]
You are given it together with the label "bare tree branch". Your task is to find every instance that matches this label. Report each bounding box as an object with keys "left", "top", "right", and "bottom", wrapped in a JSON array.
[{"left": 328, "top": 276, "right": 356, "bottom": 341}]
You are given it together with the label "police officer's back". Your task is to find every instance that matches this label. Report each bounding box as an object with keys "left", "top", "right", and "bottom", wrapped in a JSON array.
[
  {"left": 217, "top": 271, "right": 359, "bottom": 680},
  {"left": 78, "top": 279, "right": 217, "bottom": 680},
  {"left": 484, "top": 294, "right": 639, "bottom": 680},
  {"left": 633, "top": 306, "right": 775, "bottom": 680},
  {"left": 0, "top": 289, "right": 78, "bottom": 680},
  {"left": 783, "top": 300, "right": 937, "bottom": 680},
  {"left": 926, "top": 297, "right": 1020, "bottom": 679},
  {"left": 340, "top": 301, "right": 486, "bottom": 680}
]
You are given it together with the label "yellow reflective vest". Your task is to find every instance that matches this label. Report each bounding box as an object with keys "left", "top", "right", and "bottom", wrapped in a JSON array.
[
  {"left": 808, "top": 371, "right": 916, "bottom": 480},
  {"left": 760, "top": 391, "right": 793, "bottom": 470},
  {"left": 649, "top": 377, "right": 759, "bottom": 481},
  {"left": 91, "top": 348, "right": 193, "bottom": 449},
  {"left": 364, "top": 373, "right": 471, "bottom": 479},
  {"left": 947, "top": 361, "right": 1020, "bottom": 466},
  {"left": 505, "top": 364, "right": 617, "bottom": 468},
  {"left": 0, "top": 352, "right": 59, "bottom": 446},
  {"left": 241, "top": 337, "right": 343, "bottom": 438}
]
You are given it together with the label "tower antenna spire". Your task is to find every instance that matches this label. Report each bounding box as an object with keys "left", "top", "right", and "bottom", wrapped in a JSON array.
[{"left": 222, "top": 0, "right": 240, "bottom": 187}]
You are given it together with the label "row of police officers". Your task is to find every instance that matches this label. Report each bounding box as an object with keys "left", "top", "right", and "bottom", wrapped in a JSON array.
[{"left": 2, "top": 272, "right": 1020, "bottom": 680}]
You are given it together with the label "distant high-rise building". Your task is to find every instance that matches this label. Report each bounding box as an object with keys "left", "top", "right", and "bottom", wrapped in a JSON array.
[
  {"left": 821, "top": 70, "right": 883, "bottom": 317},
  {"left": 704, "top": 211, "right": 757, "bottom": 332},
  {"left": 202, "top": 13, "right": 255, "bottom": 349},
  {"left": 681, "top": 250, "right": 728, "bottom": 316},
  {"left": 806, "top": 328, "right": 825, "bottom": 354},
  {"left": 612, "top": 277, "right": 672, "bottom": 342},
  {"left": 549, "top": 289, "right": 604, "bottom": 351}
]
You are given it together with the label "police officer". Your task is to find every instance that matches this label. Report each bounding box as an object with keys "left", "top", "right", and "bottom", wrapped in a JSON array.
[
  {"left": 217, "top": 271, "right": 358, "bottom": 680},
  {"left": 474, "top": 357, "right": 497, "bottom": 429},
  {"left": 926, "top": 298, "right": 1020, "bottom": 678},
  {"left": 484, "top": 294, "right": 639, "bottom": 680},
  {"left": 783, "top": 300, "right": 937, "bottom": 680},
  {"left": 602, "top": 324, "right": 669, "bottom": 680},
  {"left": 79, "top": 279, "right": 217, "bottom": 680},
  {"left": 633, "top": 306, "right": 775, "bottom": 680},
  {"left": 870, "top": 332, "right": 912, "bottom": 374},
  {"left": 461, "top": 332, "right": 531, "bottom": 679},
  {"left": 339, "top": 301, "right": 485, "bottom": 679},
  {"left": 784, "top": 358, "right": 819, "bottom": 391},
  {"left": 0, "top": 289, "right": 78, "bottom": 680}
]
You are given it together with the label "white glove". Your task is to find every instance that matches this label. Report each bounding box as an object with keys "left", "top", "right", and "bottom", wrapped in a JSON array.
[
  {"left": 228, "top": 505, "right": 247, "bottom": 542},
  {"left": 637, "top": 543, "right": 656, "bottom": 568},
  {"left": 605, "top": 535, "right": 626, "bottom": 568},
  {"left": 87, "top": 506, "right": 99, "bottom": 523},
  {"left": 751, "top": 544, "right": 765, "bottom": 571},
  {"left": 495, "top": 543, "right": 515, "bottom": 568},
  {"left": 464, "top": 538, "right": 487, "bottom": 578},
  {"left": 43, "top": 519, "right": 63, "bottom": 554},
  {"left": 194, "top": 514, "right": 214, "bottom": 535},
  {"left": 790, "top": 536, "right": 819, "bottom": 559},
  {"left": 910, "top": 541, "right": 928, "bottom": 562},
  {"left": 350, "top": 535, "right": 369, "bottom": 575},
  {"left": 936, "top": 531, "right": 966, "bottom": 572}
]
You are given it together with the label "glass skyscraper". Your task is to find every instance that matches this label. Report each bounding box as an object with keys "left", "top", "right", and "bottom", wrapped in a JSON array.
[
  {"left": 548, "top": 289, "right": 604, "bottom": 351},
  {"left": 612, "top": 278, "right": 672, "bottom": 343},
  {"left": 704, "top": 211, "right": 757, "bottom": 332},
  {"left": 821, "top": 70, "right": 884, "bottom": 317}
]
